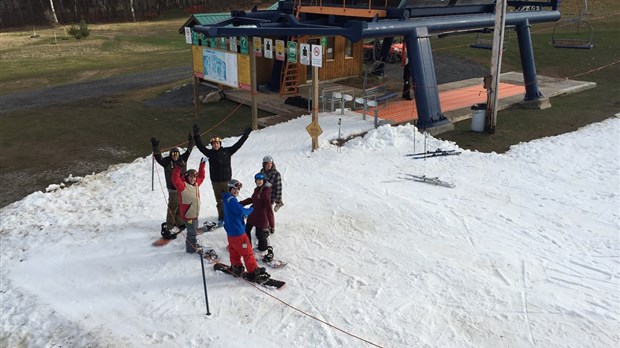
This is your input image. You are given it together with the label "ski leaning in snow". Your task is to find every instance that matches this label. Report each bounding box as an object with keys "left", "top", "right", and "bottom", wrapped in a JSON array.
[
  {"left": 406, "top": 149, "right": 461, "bottom": 159},
  {"left": 401, "top": 173, "right": 455, "bottom": 188},
  {"left": 213, "top": 263, "right": 285, "bottom": 289}
]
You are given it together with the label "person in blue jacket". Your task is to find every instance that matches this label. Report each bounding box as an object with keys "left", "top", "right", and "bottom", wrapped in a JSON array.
[{"left": 222, "top": 179, "right": 268, "bottom": 282}]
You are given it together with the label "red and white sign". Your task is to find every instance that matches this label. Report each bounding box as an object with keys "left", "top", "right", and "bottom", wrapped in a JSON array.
[{"left": 311, "top": 44, "right": 322, "bottom": 67}]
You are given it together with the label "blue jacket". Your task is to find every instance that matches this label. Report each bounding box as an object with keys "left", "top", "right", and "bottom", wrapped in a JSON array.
[{"left": 222, "top": 192, "right": 254, "bottom": 237}]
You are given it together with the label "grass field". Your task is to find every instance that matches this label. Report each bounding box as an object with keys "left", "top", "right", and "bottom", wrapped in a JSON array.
[{"left": 0, "top": 5, "right": 619, "bottom": 206}]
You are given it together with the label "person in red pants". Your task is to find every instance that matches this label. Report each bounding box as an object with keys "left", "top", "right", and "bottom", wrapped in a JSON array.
[{"left": 222, "top": 179, "right": 268, "bottom": 282}]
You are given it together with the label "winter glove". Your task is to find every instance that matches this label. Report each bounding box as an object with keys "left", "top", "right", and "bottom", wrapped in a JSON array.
[
  {"left": 188, "top": 133, "right": 193, "bottom": 142},
  {"left": 274, "top": 202, "right": 284, "bottom": 212},
  {"left": 192, "top": 124, "right": 200, "bottom": 136},
  {"left": 268, "top": 227, "right": 275, "bottom": 235},
  {"left": 200, "top": 157, "right": 206, "bottom": 164},
  {"left": 243, "top": 127, "right": 252, "bottom": 137},
  {"left": 150, "top": 137, "right": 159, "bottom": 147}
]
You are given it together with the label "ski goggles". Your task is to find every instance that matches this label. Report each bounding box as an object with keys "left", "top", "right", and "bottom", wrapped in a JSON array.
[{"left": 210, "top": 136, "right": 221, "bottom": 144}]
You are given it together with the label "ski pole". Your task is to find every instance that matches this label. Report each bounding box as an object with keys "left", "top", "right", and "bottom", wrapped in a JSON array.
[
  {"left": 199, "top": 251, "right": 211, "bottom": 316},
  {"left": 151, "top": 156, "right": 154, "bottom": 191}
]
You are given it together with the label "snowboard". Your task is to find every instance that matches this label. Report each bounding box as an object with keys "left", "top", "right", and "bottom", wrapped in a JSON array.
[
  {"left": 213, "top": 262, "right": 285, "bottom": 289},
  {"left": 254, "top": 251, "right": 288, "bottom": 269}
]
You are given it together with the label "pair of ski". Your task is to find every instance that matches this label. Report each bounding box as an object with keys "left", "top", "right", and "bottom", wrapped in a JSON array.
[
  {"left": 400, "top": 173, "right": 455, "bottom": 188},
  {"left": 152, "top": 221, "right": 220, "bottom": 247},
  {"left": 407, "top": 149, "right": 461, "bottom": 159}
]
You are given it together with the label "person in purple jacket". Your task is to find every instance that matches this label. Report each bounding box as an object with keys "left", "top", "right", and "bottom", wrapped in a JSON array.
[{"left": 240, "top": 173, "right": 275, "bottom": 263}]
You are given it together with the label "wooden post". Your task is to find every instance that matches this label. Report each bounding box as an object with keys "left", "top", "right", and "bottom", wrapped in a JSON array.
[
  {"left": 312, "top": 66, "right": 319, "bottom": 151},
  {"left": 249, "top": 37, "right": 258, "bottom": 130},
  {"left": 305, "top": 66, "right": 323, "bottom": 152},
  {"left": 485, "top": 0, "right": 507, "bottom": 134},
  {"left": 193, "top": 76, "right": 200, "bottom": 119}
]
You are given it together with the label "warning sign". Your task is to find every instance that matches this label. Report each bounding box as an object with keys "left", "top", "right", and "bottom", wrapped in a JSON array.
[
  {"left": 311, "top": 44, "right": 322, "bottom": 67},
  {"left": 299, "top": 43, "right": 310, "bottom": 65}
]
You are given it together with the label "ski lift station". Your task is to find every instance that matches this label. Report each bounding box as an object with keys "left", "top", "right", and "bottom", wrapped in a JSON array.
[{"left": 180, "top": 0, "right": 589, "bottom": 130}]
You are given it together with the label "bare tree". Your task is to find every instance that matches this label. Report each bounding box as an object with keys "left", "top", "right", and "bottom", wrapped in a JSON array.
[
  {"left": 49, "top": 0, "right": 59, "bottom": 23},
  {"left": 130, "top": 0, "right": 136, "bottom": 22}
]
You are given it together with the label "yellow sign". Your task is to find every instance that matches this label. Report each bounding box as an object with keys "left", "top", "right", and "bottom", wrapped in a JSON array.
[
  {"left": 306, "top": 120, "right": 323, "bottom": 138},
  {"left": 191, "top": 46, "right": 203, "bottom": 77},
  {"left": 237, "top": 54, "right": 250, "bottom": 90}
]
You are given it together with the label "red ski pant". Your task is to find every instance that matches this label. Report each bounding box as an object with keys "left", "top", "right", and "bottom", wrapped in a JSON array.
[{"left": 227, "top": 234, "right": 257, "bottom": 273}]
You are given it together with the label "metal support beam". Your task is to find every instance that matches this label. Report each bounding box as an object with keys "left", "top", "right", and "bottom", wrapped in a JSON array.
[
  {"left": 405, "top": 28, "right": 447, "bottom": 129},
  {"left": 516, "top": 19, "right": 544, "bottom": 101}
]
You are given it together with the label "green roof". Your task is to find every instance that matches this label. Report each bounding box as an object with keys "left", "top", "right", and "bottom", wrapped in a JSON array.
[{"left": 179, "top": 2, "right": 282, "bottom": 32}]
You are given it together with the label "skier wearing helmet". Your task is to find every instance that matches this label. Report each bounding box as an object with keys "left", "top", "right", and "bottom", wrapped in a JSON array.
[
  {"left": 151, "top": 134, "right": 194, "bottom": 239},
  {"left": 171, "top": 157, "right": 208, "bottom": 254},
  {"left": 222, "top": 179, "right": 269, "bottom": 282},
  {"left": 240, "top": 173, "right": 275, "bottom": 263}
]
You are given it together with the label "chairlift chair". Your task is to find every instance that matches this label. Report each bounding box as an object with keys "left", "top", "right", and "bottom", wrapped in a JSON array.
[
  {"left": 552, "top": 0, "right": 594, "bottom": 49},
  {"left": 470, "top": 28, "right": 511, "bottom": 50},
  {"left": 552, "top": 16, "right": 594, "bottom": 49}
]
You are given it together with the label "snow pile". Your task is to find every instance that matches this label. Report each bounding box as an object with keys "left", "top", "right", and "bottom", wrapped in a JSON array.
[{"left": 1, "top": 111, "right": 619, "bottom": 347}]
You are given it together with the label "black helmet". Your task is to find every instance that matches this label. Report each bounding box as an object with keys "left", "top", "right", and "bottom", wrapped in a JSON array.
[
  {"left": 185, "top": 169, "right": 197, "bottom": 179},
  {"left": 169, "top": 147, "right": 180, "bottom": 156}
]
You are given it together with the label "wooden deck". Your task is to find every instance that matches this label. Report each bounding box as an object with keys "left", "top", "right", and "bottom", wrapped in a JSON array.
[
  {"left": 355, "top": 82, "right": 526, "bottom": 124},
  {"left": 223, "top": 71, "right": 596, "bottom": 132}
]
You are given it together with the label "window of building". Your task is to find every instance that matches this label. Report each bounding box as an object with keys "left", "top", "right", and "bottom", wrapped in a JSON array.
[
  {"left": 326, "top": 37, "right": 335, "bottom": 60},
  {"left": 345, "top": 39, "right": 353, "bottom": 58}
]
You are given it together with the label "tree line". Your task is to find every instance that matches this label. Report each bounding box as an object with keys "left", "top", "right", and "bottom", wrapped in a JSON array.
[{"left": 0, "top": 0, "right": 261, "bottom": 29}]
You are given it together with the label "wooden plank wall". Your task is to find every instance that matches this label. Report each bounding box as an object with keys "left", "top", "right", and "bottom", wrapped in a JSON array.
[{"left": 299, "top": 36, "right": 363, "bottom": 82}]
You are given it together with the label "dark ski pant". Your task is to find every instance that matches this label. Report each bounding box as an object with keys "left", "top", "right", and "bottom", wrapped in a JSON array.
[
  {"left": 245, "top": 224, "right": 269, "bottom": 252},
  {"left": 227, "top": 234, "right": 257, "bottom": 273},
  {"left": 166, "top": 189, "right": 183, "bottom": 231},
  {"left": 211, "top": 181, "right": 229, "bottom": 221}
]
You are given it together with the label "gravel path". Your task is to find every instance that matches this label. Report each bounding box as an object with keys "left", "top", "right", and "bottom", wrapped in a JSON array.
[{"left": 0, "top": 66, "right": 192, "bottom": 114}]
